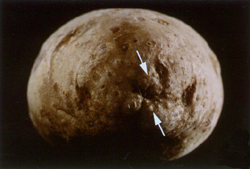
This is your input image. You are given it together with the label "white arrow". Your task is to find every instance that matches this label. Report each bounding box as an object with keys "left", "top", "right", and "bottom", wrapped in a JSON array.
[
  {"left": 136, "top": 50, "right": 148, "bottom": 75},
  {"left": 153, "top": 112, "right": 165, "bottom": 136}
]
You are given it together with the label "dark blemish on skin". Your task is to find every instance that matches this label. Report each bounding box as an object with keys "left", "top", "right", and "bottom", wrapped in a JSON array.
[
  {"left": 156, "top": 62, "right": 168, "bottom": 79},
  {"left": 204, "top": 119, "right": 211, "bottom": 127},
  {"left": 110, "top": 26, "right": 120, "bottom": 33},
  {"left": 146, "top": 40, "right": 156, "bottom": 47},
  {"left": 203, "top": 102, "right": 206, "bottom": 107},
  {"left": 112, "top": 91, "right": 119, "bottom": 97},
  {"left": 75, "top": 85, "right": 91, "bottom": 110},
  {"left": 139, "top": 86, "right": 155, "bottom": 100},
  {"left": 53, "top": 82, "right": 58, "bottom": 91},
  {"left": 66, "top": 100, "right": 73, "bottom": 109},
  {"left": 114, "top": 33, "right": 128, "bottom": 41},
  {"left": 155, "top": 60, "right": 170, "bottom": 89},
  {"left": 108, "top": 72, "right": 112, "bottom": 77},
  {"left": 196, "top": 94, "right": 200, "bottom": 101},
  {"left": 93, "top": 72, "right": 100, "bottom": 81},
  {"left": 182, "top": 80, "right": 196, "bottom": 106},
  {"left": 122, "top": 44, "right": 129, "bottom": 51},
  {"left": 146, "top": 41, "right": 151, "bottom": 46},
  {"left": 157, "top": 19, "right": 169, "bottom": 25},
  {"left": 95, "top": 101, "right": 100, "bottom": 106}
]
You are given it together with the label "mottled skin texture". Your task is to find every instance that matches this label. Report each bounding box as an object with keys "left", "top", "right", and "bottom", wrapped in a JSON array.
[{"left": 27, "top": 9, "right": 223, "bottom": 160}]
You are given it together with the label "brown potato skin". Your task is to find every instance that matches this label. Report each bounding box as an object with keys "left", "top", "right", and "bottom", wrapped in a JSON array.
[{"left": 27, "top": 8, "right": 223, "bottom": 160}]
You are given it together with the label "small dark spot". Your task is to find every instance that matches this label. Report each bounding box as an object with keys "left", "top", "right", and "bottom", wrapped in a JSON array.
[
  {"left": 108, "top": 72, "right": 112, "bottom": 77},
  {"left": 156, "top": 62, "right": 168, "bottom": 79},
  {"left": 95, "top": 101, "right": 100, "bottom": 106},
  {"left": 93, "top": 72, "right": 100, "bottom": 81},
  {"left": 204, "top": 119, "right": 211, "bottom": 127},
  {"left": 114, "top": 33, "right": 127, "bottom": 41},
  {"left": 63, "top": 91, "right": 69, "bottom": 98},
  {"left": 155, "top": 61, "right": 169, "bottom": 89},
  {"left": 66, "top": 100, "right": 73, "bottom": 109},
  {"left": 202, "top": 129, "right": 206, "bottom": 133},
  {"left": 196, "top": 94, "right": 201, "bottom": 101},
  {"left": 140, "top": 86, "right": 155, "bottom": 100},
  {"left": 193, "top": 127, "right": 196, "bottom": 130},
  {"left": 146, "top": 40, "right": 156, "bottom": 47},
  {"left": 75, "top": 85, "right": 91, "bottom": 109},
  {"left": 53, "top": 82, "right": 58, "bottom": 91},
  {"left": 146, "top": 41, "right": 151, "bottom": 46},
  {"left": 203, "top": 79, "right": 207, "bottom": 85},
  {"left": 133, "top": 39, "right": 138, "bottom": 43},
  {"left": 182, "top": 80, "right": 197, "bottom": 106},
  {"left": 137, "top": 17, "right": 145, "bottom": 21},
  {"left": 157, "top": 19, "right": 169, "bottom": 25},
  {"left": 122, "top": 44, "right": 129, "bottom": 51},
  {"left": 75, "top": 42, "right": 81, "bottom": 48},
  {"left": 52, "top": 104, "right": 57, "bottom": 111},
  {"left": 110, "top": 26, "right": 120, "bottom": 33},
  {"left": 90, "top": 55, "right": 95, "bottom": 59},
  {"left": 101, "top": 85, "right": 105, "bottom": 88},
  {"left": 129, "top": 80, "right": 139, "bottom": 94},
  {"left": 159, "top": 91, "right": 166, "bottom": 98},
  {"left": 174, "top": 34, "right": 178, "bottom": 37},
  {"left": 202, "top": 102, "right": 206, "bottom": 107},
  {"left": 112, "top": 91, "right": 119, "bottom": 97}
]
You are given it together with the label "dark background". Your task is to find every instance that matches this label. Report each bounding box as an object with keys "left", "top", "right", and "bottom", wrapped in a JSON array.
[{"left": 1, "top": 0, "right": 250, "bottom": 168}]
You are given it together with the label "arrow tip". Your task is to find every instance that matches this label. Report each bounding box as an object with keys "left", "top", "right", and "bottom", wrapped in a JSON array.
[
  {"left": 140, "top": 62, "right": 148, "bottom": 75},
  {"left": 153, "top": 112, "right": 162, "bottom": 125}
]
